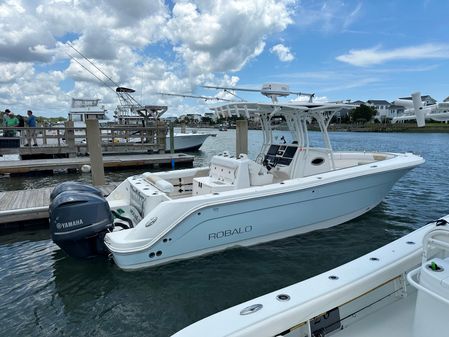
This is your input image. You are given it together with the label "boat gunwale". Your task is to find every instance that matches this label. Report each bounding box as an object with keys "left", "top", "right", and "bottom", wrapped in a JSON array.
[{"left": 172, "top": 221, "right": 447, "bottom": 337}]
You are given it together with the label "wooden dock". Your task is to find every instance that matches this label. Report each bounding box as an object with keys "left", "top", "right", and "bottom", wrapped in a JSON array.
[
  {"left": 0, "top": 123, "right": 168, "bottom": 156},
  {"left": 0, "top": 153, "right": 194, "bottom": 174},
  {"left": 0, "top": 184, "right": 118, "bottom": 226}
]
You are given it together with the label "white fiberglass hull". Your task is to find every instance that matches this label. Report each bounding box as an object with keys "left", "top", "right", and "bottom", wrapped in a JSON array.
[
  {"left": 105, "top": 154, "right": 422, "bottom": 271},
  {"left": 173, "top": 216, "right": 449, "bottom": 337},
  {"left": 165, "top": 133, "right": 212, "bottom": 152}
]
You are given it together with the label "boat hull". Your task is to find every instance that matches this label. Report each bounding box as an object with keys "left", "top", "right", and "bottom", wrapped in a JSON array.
[
  {"left": 165, "top": 133, "right": 212, "bottom": 152},
  {"left": 109, "top": 167, "right": 411, "bottom": 270},
  {"left": 172, "top": 216, "right": 448, "bottom": 337}
]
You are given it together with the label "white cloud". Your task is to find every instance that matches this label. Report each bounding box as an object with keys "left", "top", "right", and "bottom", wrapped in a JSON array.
[
  {"left": 295, "top": 0, "right": 362, "bottom": 33},
  {"left": 336, "top": 43, "right": 449, "bottom": 67},
  {"left": 0, "top": 0, "right": 295, "bottom": 117},
  {"left": 320, "top": 77, "right": 380, "bottom": 92},
  {"left": 165, "top": 0, "right": 294, "bottom": 74},
  {"left": 0, "top": 62, "right": 32, "bottom": 84},
  {"left": 0, "top": 0, "right": 55, "bottom": 63},
  {"left": 342, "top": 2, "right": 362, "bottom": 30},
  {"left": 270, "top": 44, "right": 294, "bottom": 62},
  {"left": 291, "top": 94, "right": 328, "bottom": 102}
]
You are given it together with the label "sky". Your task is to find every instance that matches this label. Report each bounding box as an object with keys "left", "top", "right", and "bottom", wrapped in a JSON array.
[{"left": 0, "top": 0, "right": 448, "bottom": 118}]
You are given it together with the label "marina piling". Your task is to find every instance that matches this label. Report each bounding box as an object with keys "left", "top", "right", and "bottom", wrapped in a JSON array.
[
  {"left": 236, "top": 119, "right": 248, "bottom": 156},
  {"left": 169, "top": 122, "right": 175, "bottom": 169},
  {"left": 157, "top": 121, "right": 166, "bottom": 154},
  {"left": 64, "top": 120, "right": 76, "bottom": 157},
  {"left": 85, "top": 118, "right": 105, "bottom": 186}
]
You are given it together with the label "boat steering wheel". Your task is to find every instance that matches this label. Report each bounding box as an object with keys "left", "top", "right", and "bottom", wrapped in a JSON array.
[{"left": 263, "top": 157, "right": 279, "bottom": 171}]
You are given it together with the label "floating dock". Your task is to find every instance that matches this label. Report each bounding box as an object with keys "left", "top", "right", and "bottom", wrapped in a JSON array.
[
  {"left": 0, "top": 184, "right": 118, "bottom": 227},
  {"left": 0, "top": 153, "right": 194, "bottom": 174}
]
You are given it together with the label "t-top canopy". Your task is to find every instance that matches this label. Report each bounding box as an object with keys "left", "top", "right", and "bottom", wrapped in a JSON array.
[{"left": 210, "top": 102, "right": 355, "bottom": 120}]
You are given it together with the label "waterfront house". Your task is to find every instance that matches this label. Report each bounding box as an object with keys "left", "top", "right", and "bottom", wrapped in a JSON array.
[
  {"left": 367, "top": 100, "right": 391, "bottom": 122},
  {"left": 388, "top": 104, "right": 405, "bottom": 119},
  {"left": 399, "top": 95, "right": 437, "bottom": 106},
  {"left": 179, "top": 113, "right": 202, "bottom": 124}
]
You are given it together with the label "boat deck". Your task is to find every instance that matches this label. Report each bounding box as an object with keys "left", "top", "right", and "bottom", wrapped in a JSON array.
[{"left": 337, "top": 291, "right": 416, "bottom": 337}]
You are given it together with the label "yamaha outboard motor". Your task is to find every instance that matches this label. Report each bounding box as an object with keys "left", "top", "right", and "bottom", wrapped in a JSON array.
[{"left": 49, "top": 182, "right": 113, "bottom": 259}]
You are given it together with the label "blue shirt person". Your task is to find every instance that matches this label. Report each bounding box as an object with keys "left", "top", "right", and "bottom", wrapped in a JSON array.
[{"left": 25, "top": 110, "right": 38, "bottom": 146}]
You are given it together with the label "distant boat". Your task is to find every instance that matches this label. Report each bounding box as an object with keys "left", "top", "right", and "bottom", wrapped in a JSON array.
[
  {"left": 113, "top": 88, "right": 214, "bottom": 151},
  {"left": 67, "top": 97, "right": 213, "bottom": 151},
  {"left": 392, "top": 91, "right": 449, "bottom": 126},
  {"left": 68, "top": 98, "right": 110, "bottom": 127}
]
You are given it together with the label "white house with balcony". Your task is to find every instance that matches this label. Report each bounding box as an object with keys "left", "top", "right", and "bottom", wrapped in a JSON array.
[
  {"left": 388, "top": 104, "right": 405, "bottom": 119},
  {"left": 399, "top": 95, "right": 437, "bottom": 106},
  {"left": 367, "top": 100, "right": 391, "bottom": 122}
]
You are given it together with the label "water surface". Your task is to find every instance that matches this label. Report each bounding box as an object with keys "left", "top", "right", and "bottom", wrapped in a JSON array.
[{"left": 1, "top": 130, "right": 448, "bottom": 336}]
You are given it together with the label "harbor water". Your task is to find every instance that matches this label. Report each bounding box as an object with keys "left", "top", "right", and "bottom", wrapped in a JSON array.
[{"left": 1, "top": 130, "right": 449, "bottom": 336}]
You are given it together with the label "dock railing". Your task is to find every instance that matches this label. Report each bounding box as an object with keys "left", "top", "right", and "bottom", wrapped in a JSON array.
[{"left": 0, "top": 122, "right": 167, "bottom": 155}]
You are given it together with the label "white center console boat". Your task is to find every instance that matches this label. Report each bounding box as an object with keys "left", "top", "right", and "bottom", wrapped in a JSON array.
[
  {"left": 49, "top": 90, "right": 424, "bottom": 271},
  {"left": 173, "top": 215, "right": 449, "bottom": 337}
]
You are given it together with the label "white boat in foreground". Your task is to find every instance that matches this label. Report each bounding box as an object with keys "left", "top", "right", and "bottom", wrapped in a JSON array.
[
  {"left": 173, "top": 215, "right": 449, "bottom": 337},
  {"left": 49, "top": 89, "right": 424, "bottom": 271}
]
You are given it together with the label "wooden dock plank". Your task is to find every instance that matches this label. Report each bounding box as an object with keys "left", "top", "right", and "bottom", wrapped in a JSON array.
[
  {"left": 0, "top": 182, "right": 120, "bottom": 225},
  {"left": 0, "top": 153, "right": 193, "bottom": 174},
  {"left": 0, "top": 191, "right": 6, "bottom": 206}
]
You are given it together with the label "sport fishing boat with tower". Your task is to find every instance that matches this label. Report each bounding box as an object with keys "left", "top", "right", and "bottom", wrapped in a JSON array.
[
  {"left": 65, "top": 43, "right": 212, "bottom": 152},
  {"left": 49, "top": 83, "right": 424, "bottom": 271},
  {"left": 113, "top": 86, "right": 213, "bottom": 152}
]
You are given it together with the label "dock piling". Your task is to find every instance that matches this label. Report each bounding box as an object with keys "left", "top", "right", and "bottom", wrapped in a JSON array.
[
  {"left": 64, "top": 120, "right": 76, "bottom": 157},
  {"left": 169, "top": 122, "right": 175, "bottom": 169},
  {"left": 85, "top": 118, "right": 105, "bottom": 186},
  {"left": 236, "top": 119, "right": 248, "bottom": 156}
]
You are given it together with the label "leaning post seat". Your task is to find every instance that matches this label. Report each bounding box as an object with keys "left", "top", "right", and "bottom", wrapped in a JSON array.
[
  {"left": 248, "top": 160, "right": 273, "bottom": 186},
  {"left": 192, "top": 153, "right": 251, "bottom": 195}
]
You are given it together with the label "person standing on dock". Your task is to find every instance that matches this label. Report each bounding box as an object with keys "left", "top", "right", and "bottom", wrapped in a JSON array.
[
  {"left": 17, "top": 114, "right": 25, "bottom": 144},
  {"left": 2, "top": 109, "right": 10, "bottom": 130},
  {"left": 25, "top": 110, "right": 38, "bottom": 146},
  {"left": 4, "top": 110, "right": 19, "bottom": 137}
]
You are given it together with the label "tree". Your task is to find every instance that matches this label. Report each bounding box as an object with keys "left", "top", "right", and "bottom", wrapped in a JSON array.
[
  {"left": 201, "top": 116, "right": 213, "bottom": 125},
  {"left": 350, "top": 104, "right": 377, "bottom": 123}
]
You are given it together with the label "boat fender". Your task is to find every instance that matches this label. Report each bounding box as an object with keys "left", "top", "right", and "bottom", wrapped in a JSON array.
[
  {"left": 81, "top": 164, "right": 91, "bottom": 173},
  {"left": 142, "top": 173, "right": 175, "bottom": 193}
]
